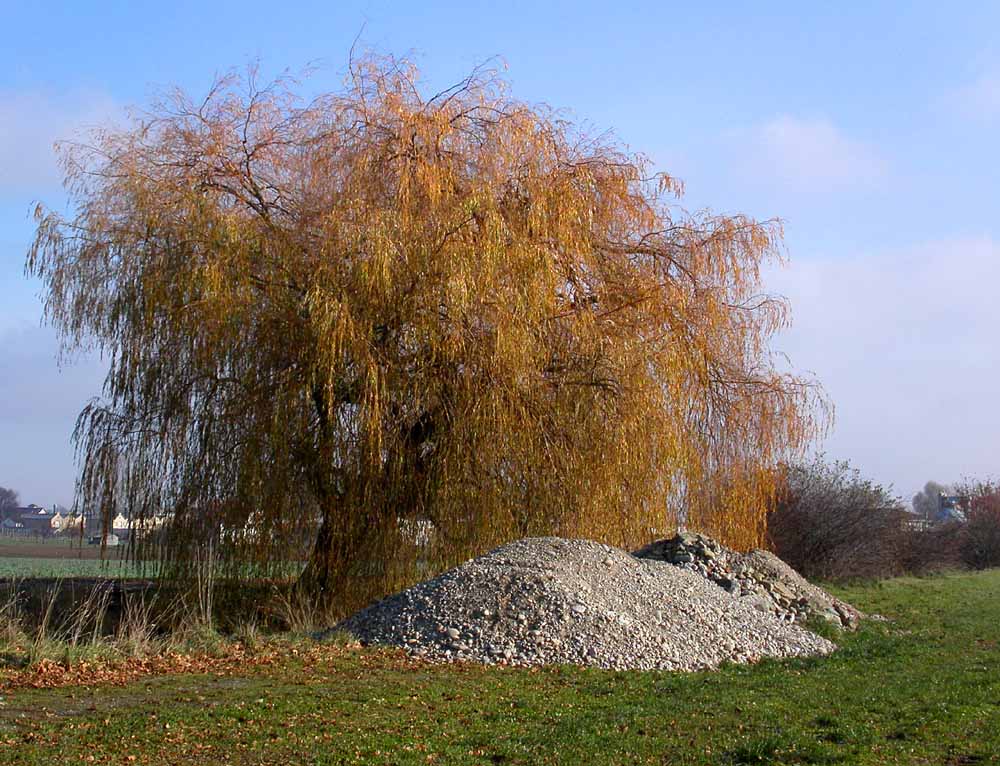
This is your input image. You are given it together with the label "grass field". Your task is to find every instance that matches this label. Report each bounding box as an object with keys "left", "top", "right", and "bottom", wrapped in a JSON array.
[
  {"left": 1, "top": 570, "right": 998, "bottom": 765},
  {"left": 0, "top": 556, "right": 147, "bottom": 579},
  {"left": 0, "top": 538, "right": 144, "bottom": 579}
]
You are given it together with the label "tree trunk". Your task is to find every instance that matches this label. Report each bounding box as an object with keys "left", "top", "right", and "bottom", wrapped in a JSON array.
[
  {"left": 295, "top": 502, "right": 373, "bottom": 615},
  {"left": 296, "top": 509, "right": 337, "bottom": 607}
]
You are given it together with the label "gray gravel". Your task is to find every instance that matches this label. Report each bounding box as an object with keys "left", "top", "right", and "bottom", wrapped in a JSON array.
[
  {"left": 635, "top": 532, "right": 861, "bottom": 629},
  {"left": 334, "top": 537, "right": 836, "bottom": 671}
]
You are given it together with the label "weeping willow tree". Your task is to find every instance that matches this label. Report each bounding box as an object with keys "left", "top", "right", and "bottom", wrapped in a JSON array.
[{"left": 28, "top": 55, "right": 827, "bottom": 607}]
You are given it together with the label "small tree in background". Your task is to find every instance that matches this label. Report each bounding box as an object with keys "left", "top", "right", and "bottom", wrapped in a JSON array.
[
  {"left": 0, "top": 486, "right": 19, "bottom": 519},
  {"left": 912, "top": 480, "right": 950, "bottom": 520},
  {"left": 29, "top": 54, "right": 827, "bottom": 609},
  {"left": 768, "top": 457, "right": 906, "bottom": 580},
  {"left": 955, "top": 479, "right": 1000, "bottom": 569}
]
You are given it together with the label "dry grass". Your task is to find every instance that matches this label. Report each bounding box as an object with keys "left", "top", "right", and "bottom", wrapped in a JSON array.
[{"left": 0, "top": 576, "right": 240, "bottom": 674}]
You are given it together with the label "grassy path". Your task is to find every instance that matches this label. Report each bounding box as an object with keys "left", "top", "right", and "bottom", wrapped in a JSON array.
[{"left": 1, "top": 571, "right": 998, "bottom": 764}]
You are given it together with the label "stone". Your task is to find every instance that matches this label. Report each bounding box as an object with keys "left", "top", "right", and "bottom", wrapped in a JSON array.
[
  {"left": 334, "top": 536, "right": 839, "bottom": 672},
  {"left": 633, "top": 533, "right": 861, "bottom": 631}
]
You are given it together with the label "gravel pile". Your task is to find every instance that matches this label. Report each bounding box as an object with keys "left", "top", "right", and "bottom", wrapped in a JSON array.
[
  {"left": 335, "top": 537, "right": 836, "bottom": 671},
  {"left": 635, "top": 532, "right": 861, "bottom": 630}
]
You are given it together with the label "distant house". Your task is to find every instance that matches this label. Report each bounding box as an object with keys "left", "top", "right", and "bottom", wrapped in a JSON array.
[
  {"left": 902, "top": 513, "right": 934, "bottom": 532},
  {"left": 904, "top": 493, "right": 971, "bottom": 530},
  {"left": 59, "top": 513, "right": 85, "bottom": 533},
  {"left": 54, "top": 510, "right": 170, "bottom": 542},
  {"left": 936, "top": 493, "right": 968, "bottom": 523},
  {"left": 7, "top": 505, "right": 65, "bottom": 536},
  {"left": 108, "top": 512, "right": 157, "bottom": 542},
  {"left": 398, "top": 517, "right": 434, "bottom": 547}
]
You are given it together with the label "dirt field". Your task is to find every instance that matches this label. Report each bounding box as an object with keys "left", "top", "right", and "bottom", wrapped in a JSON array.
[{"left": 0, "top": 538, "right": 128, "bottom": 560}]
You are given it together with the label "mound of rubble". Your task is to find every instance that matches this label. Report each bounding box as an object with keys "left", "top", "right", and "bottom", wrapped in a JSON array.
[
  {"left": 634, "top": 532, "right": 861, "bottom": 630},
  {"left": 335, "top": 537, "right": 836, "bottom": 671}
]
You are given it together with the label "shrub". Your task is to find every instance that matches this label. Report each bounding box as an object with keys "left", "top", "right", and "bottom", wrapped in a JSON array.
[
  {"left": 898, "top": 521, "right": 964, "bottom": 575},
  {"left": 768, "top": 457, "right": 907, "bottom": 581},
  {"left": 955, "top": 480, "right": 1000, "bottom": 569}
]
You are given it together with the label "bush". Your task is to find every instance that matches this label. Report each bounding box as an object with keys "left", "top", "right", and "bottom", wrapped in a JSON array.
[
  {"left": 769, "top": 464, "right": 1000, "bottom": 582},
  {"left": 768, "top": 457, "right": 908, "bottom": 581},
  {"left": 898, "top": 521, "right": 964, "bottom": 575},
  {"left": 955, "top": 480, "right": 1000, "bottom": 569}
]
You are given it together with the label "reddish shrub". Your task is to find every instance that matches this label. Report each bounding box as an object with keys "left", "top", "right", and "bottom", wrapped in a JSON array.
[{"left": 958, "top": 482, "right": 1000, "bottom": 569}]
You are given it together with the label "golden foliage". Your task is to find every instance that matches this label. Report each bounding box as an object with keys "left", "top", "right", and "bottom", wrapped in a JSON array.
[{"left": 28, "top": 55, "right": 827, "bottom": 608}]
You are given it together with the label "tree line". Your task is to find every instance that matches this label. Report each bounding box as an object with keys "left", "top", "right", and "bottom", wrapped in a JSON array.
[{"left": 769, "top": 458, "right": 1000, "bottom": 580}]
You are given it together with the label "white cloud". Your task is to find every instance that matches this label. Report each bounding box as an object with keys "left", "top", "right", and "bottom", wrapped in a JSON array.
[
  {"left": 948, "top": 71, "right": 1000, "bottom": 121},
  {"left": 0, "top": 88, "right": 119, "bottom": 194},
  {"left": 740, "top": 115, "right": 887, "bottom": 193},
  {"left": 767, "top": 236, "right": 1000, "bottom": 498}
]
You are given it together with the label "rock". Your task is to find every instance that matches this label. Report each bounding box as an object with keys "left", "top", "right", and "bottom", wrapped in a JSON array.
[
  {"left": 633, "top": 533, "right": 861, "bottom": 631},
  {"left": 820, "top": 610, "right": 841, "bottom": 625},
  {"left": 748, "top": 596, "right": 772, "bottom": 613},
  {"left": 334, "top": 537, "right": 836, "bottom": 672}
]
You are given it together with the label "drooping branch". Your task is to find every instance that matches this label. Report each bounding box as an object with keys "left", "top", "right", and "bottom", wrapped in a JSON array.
[{"left": 28, "top": 53, "right": 828, "bottom": 611}]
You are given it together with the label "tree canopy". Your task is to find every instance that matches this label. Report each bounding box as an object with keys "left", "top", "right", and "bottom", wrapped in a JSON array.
[
  {"left": 912, "top": 480, "right": 950, "bottom": 519},
  {"left": 28, "top": 56, "right": 826, "bottom": 607},
  {"left": 0, "top": 486, "right": 19, "bottom": 517}
]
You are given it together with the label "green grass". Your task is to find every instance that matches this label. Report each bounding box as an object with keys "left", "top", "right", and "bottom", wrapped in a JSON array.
[
  {"left": 0, "top": 557, "right": 147, "bottom": 579},
  {"left": 2, "top": 570, "right": 999, "bottom": 764}
]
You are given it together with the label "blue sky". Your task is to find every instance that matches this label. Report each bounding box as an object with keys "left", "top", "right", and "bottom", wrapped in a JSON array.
[{"left": 3, "top": 1, "right": 1000, "bottom": 507}]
